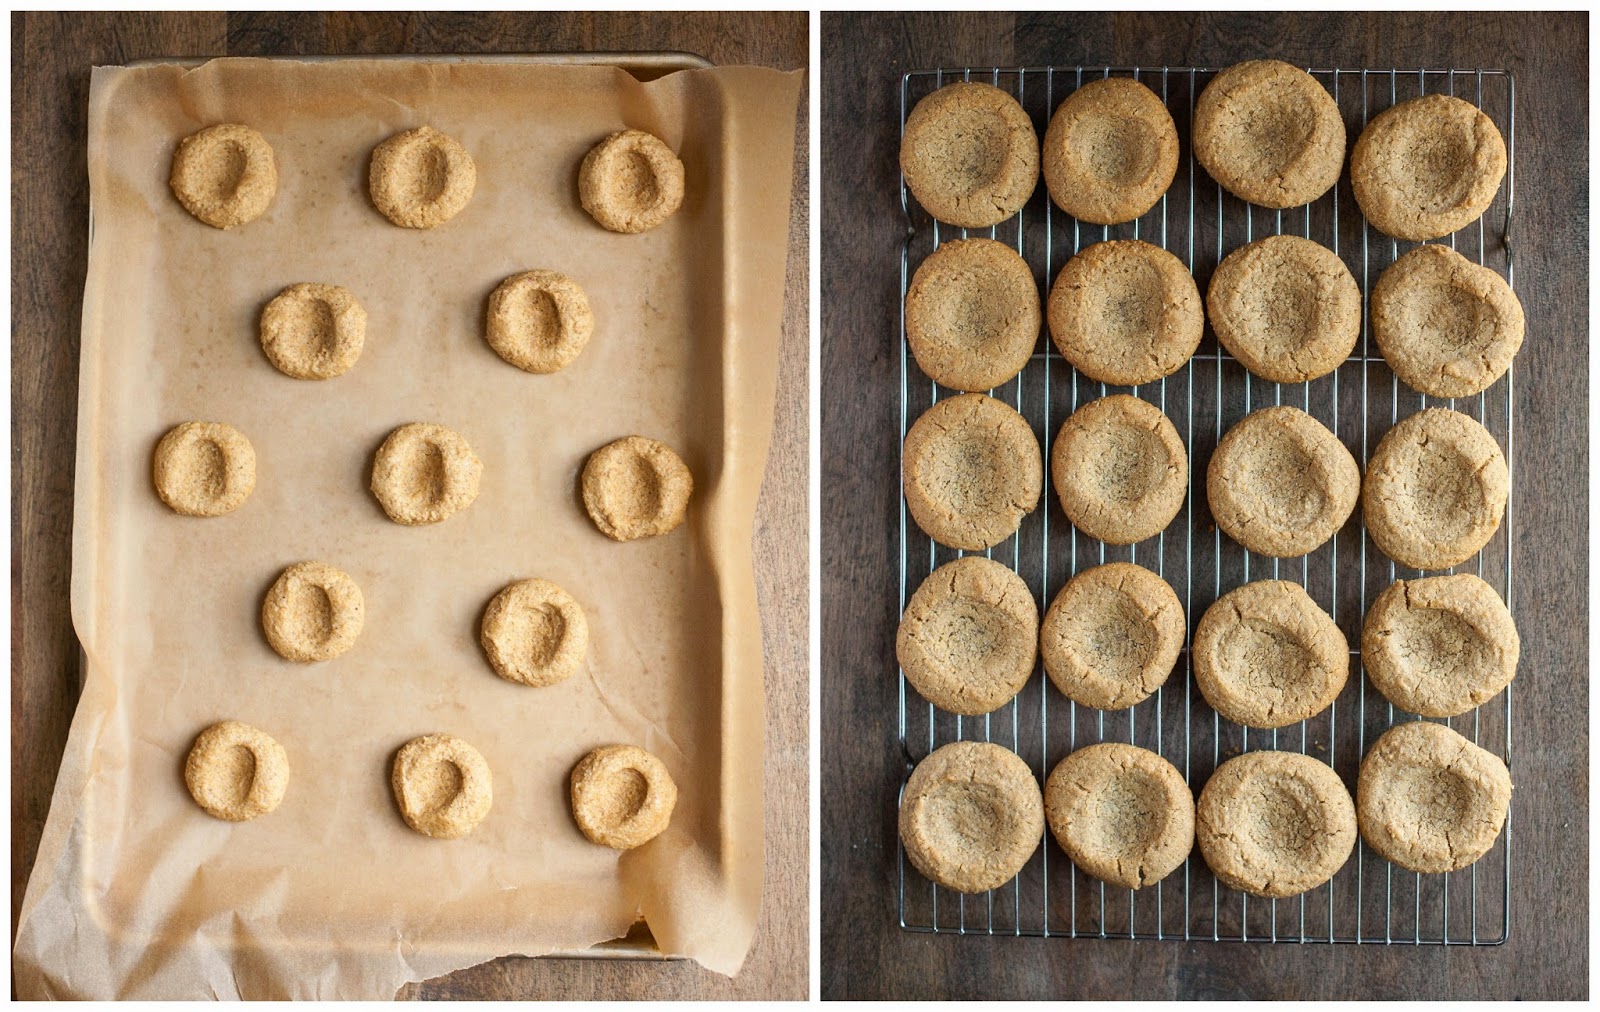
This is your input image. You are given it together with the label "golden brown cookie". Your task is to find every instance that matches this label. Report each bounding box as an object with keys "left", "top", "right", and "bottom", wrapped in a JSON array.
[
  {"left": 1193, "top": 60, "right": 1345, "bottom": 209},
  {"left": 1371, "top": 244, "right": 1524, "bottom": 398},
  {"left": 1351, "top": 94, "right": 1507, "bottom": 241},
  {"left": 1206, "top": 235, "right": 1361, "bottom": 383},
  {"left": 368, "top": 126, "right": 476, "bottom": 229},
  {"left": 900, "top": 81, "right": 1039, "bottom": 229},
  {"left": 169, "top": 123, "right": 277, "bottom": 229},
  {"left": 153, "top": 421, "right": 256, "bottom": 517},
  {"left": 578, "top": 129, "right": 686, "bottom": 234},
  {"left": 480, "top": 578, "right": 589, "bottom": 688},
  {"left": 184, "top": 720, "right": 289, "bottom": 821},
  {"left": 486, "top": 269, "right": 595, "bottom": 374},
  {"left": 1045, "top": 742, "right": 1194, "bottom": 889},
  {"left": 905, "top": 238, "right": 1040, "bottom": 392},
  {"left": 1042, "top": 76, "right": 1179, "bottom": 225},
  {"left": 259, "top": 283, "right": 366, "bottom": 380},
  {"left": 1197, "top": 750, "right": 1356, "bottom": 898},
  {"left": 897, "top": 556, "right": 1038, "bottom": 716},
  {"left": 392, "top": 734, "right": 493, "bottom": 839},
  {"left": 903, "top": 393, "right": 1042, "bottom": 551},
  {"left": 1356, "top": 720, "right": 1511, "bottom": 873},
  {"left": 261, "top": 561, "right": 364, "bottom": 663},
  {"left": 1047, "top": 240, "right": 1203, "bottom": 386},
  {"left": 1207, "top": 406, "right": 1360, "bottom": 558},
  {"left": 1362, "top": 408, "right": 1508, "bottom": 571},
  {"left": 570, "top": 744, "right": 678, "bottom": 849},
  {"left": 1361, "top": 574, "right": 1518, "bottom": 718},
  {"left": 899, "top": 740, "right": 1045, "bottom": 894},
  {"left": 1039, "top": 562, "right": 1184, "bottom": 710},
  {"left": 1051, "top": 394, "right": 1187, "bottom": 545},
  {"left": 1193, "top": 580, "right": 1347, "bottom": 729},
  {"left": 371, "top": 422, "right": 483, "bottom": 525},
  {"left": 581, "top": 435, "right": 693, "bottom": 541}
]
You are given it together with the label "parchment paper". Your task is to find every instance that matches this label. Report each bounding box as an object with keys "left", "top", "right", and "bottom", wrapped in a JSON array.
[{"left": 13, "top": 57, "right": 800, "bottom": 1000}]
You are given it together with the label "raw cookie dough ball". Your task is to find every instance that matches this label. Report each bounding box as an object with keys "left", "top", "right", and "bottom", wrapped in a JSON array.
[
  {"left": 578, "top": 129, "right": 686, "bottom": 234},
  {"left": 259, "top": 282, "right": 366, "bottom": 380},
  {"left": 900, "top": 81, "right": 1039, "bottom": 229},
  {"left": 153, "top": 421, "right": 256, "bottom": 517},
  {"left": 486, "top": 269, "right": 595, "bottom": 374},
  {"left": 184, "top": 720, "right": 289, "bottom": 821},
  {"left": 899, "top": 740, "right": 1044, "bottom": 894},
  {"left": 1372, "top": 244, "right": 1524, "bottom": 398},
  {"left": 368, "top": 125, "right": 476, "bottom": 229},
  {"left": 1207, "top": 405, "right": 1360, "bottom": 558},
  {"left": 905, "top": 238, "right": 1040, "bottom": 393},
  {"left": 261, "top": 561, "right": 365, "bottom": 663},
  {"left": 1045, "top": 742, "right": 1194, "bottom": 889},
  {"left": 1051, "top": 394, "right": 1187, "bottom": 545},
  {"left": 897, "top": 556, "right": 1038, "bottom": 716},
  {"left": 1047, "top": 240, "right": 1203, "bottom": 386},
  {"left": 1193, "top": 580, "right": 1348, "bottom": 729},
  {"left": 480, "top": 578, "right": 590, "bottom": 688},
  {"left": 1193, "top": 60, "right": 1345, "bottom": 209},
  {"left": 371, "top": 422, "right": 483, "bottom": 525},
  {"left": 581, "top": 435, "right": 693, "bottom": 541},
  {"left": 392, "top": 734, "right": 493, "bottom": 839},
  {"left": 1042, "top": 76, "right": 1179, "bottom": 225},
  {"left": 570, "top": 744, "right": 679, "bottom": 849},
  {"left": 1040, "top": 562, "right": 1184, "bottom": 710},
  {"left": 1352, "top": 94, "right": 1507, "bottom": 241},
  {"left": 1361, "top": 574, "right": 1519, "bottom": 717},
  {"left": 1206, "top": 234, "right": 1361, "bottom": 383},
  {"left": 169, "top": 123, "right": 277, "bottom": 229},
  {"left": 903, "top": 393, "right": 1043, "bottom": 551}
]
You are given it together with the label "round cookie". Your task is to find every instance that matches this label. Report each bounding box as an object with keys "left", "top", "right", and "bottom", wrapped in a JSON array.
[
  {"left": 578, "top": 129, "right": 686, "bottom": 234},
  {"left": 581, "top": 435, "right": 693, "bottom": 541},
  {"left": 896, "top": 556, "right": 1038, "bottom": 716},
  {"left": 480, "top": 578, "right": 589, "bottom": 688},
  {"left": 371, "top": 422, "right": 483, "bottom": 526},
  {"left": 1193, "top": 60, "right": 1345, "bottom": 209},
  {"left": 259, "top": 282, "right": 366, "bottom": 380},
  {"left": 1372, "top": 244, "right": 1524, "bottom": 398},
  {"left": 1039, "top": 562, "right": 1184, "bottom": 710},
  {"left": 486, "top": 269, "right": 595, "bottom": 374},
  {"left": 1207, "top": 406, "right": 1360, "bottom": 558},
  {"left": 903, "top": 393, "right": 1042, "bottom": 551},
  {"left": 1051, "top": 394, "right": 1187, "bottom": 545},
  {"left": 261, "top": 561, "right": 364, "bottom": 663},
  {"left": 1206, "top": 235, "right": 1361, "bottom": 383},
  {"left": 1197, "top": 750, "right": 1357, "bottom": 898},
  {"left": 1047, "top": 240, "right": 1204, "bottom": 386},
  {"left": 1362, "top": 408, "right": 1508, "bottom": 571},
  {"left": 153, "top": 421, "right": 256, "bottom": 517},
  {"left": 905, "top": 238, "right": 1040, "bottom": 392},
  {"left": 1192, "top": 580, "right": 1347, "bottom": 729},
  {"left": 570, "top": 744, "right": 678, "bottom": 849},
  {"left": 184, "top": 720, "right": 289, "bottom": 821},
  {"left": 1361, "top": 574, "right": 1518, "bottom": 717},
  {"left": 1044, "top": 742, "right": 1194, "bottom": 889},
  {"left": 1042, "top": 76, "right": 1179, "bottom": 225},
  {"left": 169, "top": 123, "right": 277, "bottom": 229},
  {"left": 1351, "top": 94, "right": 1507, "bottom": 242},
  {"left": 900, "top": 81, "right": 1040, "bottom": 229},
  {"left": 368, "top": 125, "right": 476, "bottom": 229},
  {"left": 391, "top": 734, "right": 493, "bottom": 839},
  {"left": 1357, "top": 720, "right": 1511, "bottom": 873},
  {"left": 899, "top": 740, "right": 1045, "bottom": 894}
]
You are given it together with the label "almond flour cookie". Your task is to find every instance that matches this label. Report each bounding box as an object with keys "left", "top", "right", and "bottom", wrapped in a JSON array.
[
  {"left": 1208, "top": 406, "right": 1360, "bottom": 558},
  {"left": 1362, "top": 574, "right": 1519, "bottom": 717},
  {"left": 904, "top": 393, "right": 1042, "bottom": 551},
  {"left": 1039, "top": 562, "right": 1184, "bottom": 710},
  {"left": 184, "top": 720, "right": 289, "bottom": 821},
  {"left": 1372, "top": 244, "right": 1524, "bottom": 398},
  {"left": 1207, "top": 235, "right": 1361, "bottom": 383},
  {"left": 1045, "top": 742, "right": 1194, "bottom": 889},
  {"left": 570, "top": 744, "right": 678, "bottom": 849},
  {"left": 899, "top": 740, "right": 1045, "bottom": 894},
  {"left": 1356, "top": 720, "right": 1511, "bottom": 873},
  {"left": 262, "top": 561, "right": 364, "bottom": 663},
  {"left": 369, "top": 125, "right": 476, "bottom": 229},
  {"left": 1197, "top": 750, "right": 1356, "bottom": 898},
  {"left": 259, "top": 283, "right": 366, "bottom": 380},
  {"left": 905, "top": 238, "right": 1040, "bottom": 392},
  {"left": 581, "top": 435, "right": 693, "bottom": 541},
  {"left": 486, "top": 269, "right": 595, "bottom": 374},
  {"left": 900, "top": 81, "right": 1040, "bottom": 229},
  {"left": 392, "top": 734, "right": 493, "bottom": 839},
  {"left": 371, "top": 422, "right": 483, "bottom": 525},
  {"left": 480, "top": 578, "right": 589, "bottom": 688},
  {"left": 1051, "top": 395, "right": 1187, "bottom": 545},
  {"left": 153, "top": 421, "right": 256, "bottom": 517},
  {"left": 1194, "top": 61, "right": 1345, "bottom": 209},
  {"left": 1363, "top": 408, "right": 1508, "bottom": 571},
  {"left": 1193, "top": 580, "right": 1347, "bottom": 729},
  {"left": 1047, "top": 240, "right": 1204, "bottom": 386},
  {"left": 897, "top": 556, "right": 1038, "bottom": 716},
  {"left": 1352, "top": 95, "right": 1507, "bottom": 242},
  {"left": 579, "top": 129, "right": 686, "bottom": 234},
  {"left": 1042, "top": 76, "right": 1179, "bottom": 225},
  {"left": 169, "top": 123, "right": 277, "bottom": 229}
]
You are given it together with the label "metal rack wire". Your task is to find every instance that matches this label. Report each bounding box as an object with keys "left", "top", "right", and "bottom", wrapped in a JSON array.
[{"left": 896, "top": 65, "right": 1515, "bottom": 944}]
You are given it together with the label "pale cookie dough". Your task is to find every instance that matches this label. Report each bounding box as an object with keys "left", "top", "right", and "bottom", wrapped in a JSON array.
[
  {"left": 1362, "top": 574, "right": 1519, "bottom": 717},
  {"left": 1047, "top": 240, "right": 1204, "bottom": 386},
  {"left": 153, "top": 421, "right": 256, "bottom": 517},
  {"left": 259, "top": 282, "right": 366, "bottom": 380},
  {"left": 371, "top": 422, "right": 483, "bottom": 525},
  {"left": 1193, "top": 580, "right": 1348, "bottom": 729},
  {"left": 905, "top": 238, "right": 1040, "bottom": 393},
  {"left": 1042, "top": 76, "right": 1179, "bottom": 226},
  {"left": 1357, "top": 720, "right": 1511, "bottom": 873},
  {"left": 903, "top": 393, "right": 1042, "bottom": 551},
  {"left": 392, "top": 734, "right": 493, "bottom": 839},
  {"left": 570, "top": 744, "right": 678, "bottom": 849},
  {"left": 1372, "top": 244, "right": 1524, "bottom": 398},
  {"left": 184, "top": 720, "right": 289, "bottom": 821},
  {"left": 1045, "top": 742, "right": 1194, "bottom": 890},
  {"left": 578, "top": 129, "right": 686, "bottom": 234},
  {"left": 1193, "top": 60, "right": 1345, "bottom": 209},
  {"left": 369, "top": 125, "right": 476, "bottom": 229},
  {"left": 1207, "top": 406, "right": 1360, "bottom": 558},
  {"left": 480, "top": 578, "right": 590, "bottom": 688},
  {"left": 486, "top": 269, "right": 595, "bottom": 374},
  {"left": 900, "top": 81, "right": 1040, "bottom": 229},
  {"left": 896, "top": 556, "right": 1038, "bottom": 716},
  {"left": 581, "top": 435, "right": 693, "bottom": 541},
  {"left": 899, "top": 740, "right": 1045, "bottom": 894},
  {"left": 261, "top": 561, "right": 364, "bottom": 663},
  {"left": 1206, "top": 235, "right": 1362, "bottom": 383},
  {"left": 1352, "top": 94, "right": 1507, "bottom": 242},
  {"left": 169, "top": 123, "right": 277, "bottom": 229},
  {"left": 1051, "top": 394, "right": 1187, "bottom": 545},
  {"left": 1039, "top": 562, "right": 1184, "bottom": 710}
]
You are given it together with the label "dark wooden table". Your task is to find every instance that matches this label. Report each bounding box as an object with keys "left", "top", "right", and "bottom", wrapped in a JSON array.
[
  {"left": 821, "top": 12, "right": 1587, "bottom": 1000},
  {"left": 11, "top": 11, "right": 807, "bottom": 1000}
]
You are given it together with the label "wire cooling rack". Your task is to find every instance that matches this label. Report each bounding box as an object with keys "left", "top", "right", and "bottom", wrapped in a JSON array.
[{"left": 896, "top": 66, "right": 1515, "bottom": 944}]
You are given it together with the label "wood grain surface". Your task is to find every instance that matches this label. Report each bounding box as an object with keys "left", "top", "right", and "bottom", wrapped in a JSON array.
[
  {"left": 10, "top": 11, "right": 807, "bottom": 1000},
  {"left": 821, "top": 12, "right": 1587, "bottom": 1000}
]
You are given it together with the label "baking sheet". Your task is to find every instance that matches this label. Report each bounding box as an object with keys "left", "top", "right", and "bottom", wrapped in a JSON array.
[{"left": 13, "top": 56, "right": 801, "bottom": 999}]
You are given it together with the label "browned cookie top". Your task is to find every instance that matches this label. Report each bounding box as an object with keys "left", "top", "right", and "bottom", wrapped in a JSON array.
[
  {"left": 897, "top": 556, "right": 1039, "bottom": 716},
  {"left": 1207, "top": 405, "right": 1361, "bottom": 558},
  {"left": 1042, "top": 76, "right": 1179, "bottom": 226},
  {"left": 1039, "top": 562, "right": 1184, "bottom": 710},
  {"left": 1352, "top": 94, "right": 1507, "bottom": 241},
  {"left": 1192, "top": 580, "right": 1348, "bottom": 729},
  {"left": 901, "top": 82, "right": 1040, "bottom": 229},
  {"left": 1371, "top": 244, "right": 1523, "bottom": 398},
  {"left": 903, "top": 393, "right": 1042, "bottom": 551},
  {"left": 1045, "top": 742, "right": 1194, "bottom": 890},
  {"left": 1048, "top": 240, "right": 1203, "bottom": 386},
  {"left": 1206, "top": 234, "right": 1361, "bottom": 384},
  {"left": 906, "top": 238, "right": 1040, "bottom": 392},
  {"left": 1051, "top": 394, "right": 1187, "bottom": 546},
  {"left": 1194, "top": 60, "right": 1345, "bottom": 209},
  {"left": 1361, "top": 574, "right": 1518, "bottom": 718},
  {"left": 899, "top": 740, "right": 1045, "bottom": 894}
]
